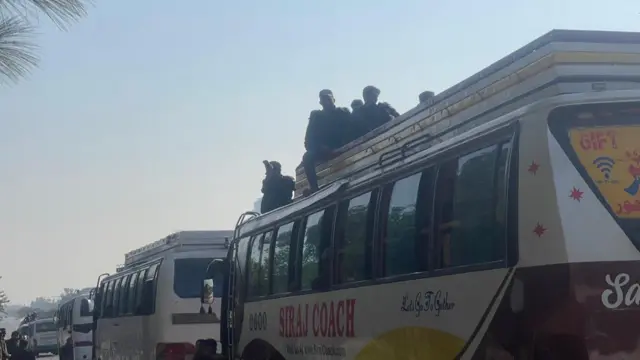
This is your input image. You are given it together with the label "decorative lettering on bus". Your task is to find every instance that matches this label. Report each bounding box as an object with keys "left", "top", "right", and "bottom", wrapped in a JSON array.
[
  {"left": 601, "top": 273, "right": 640, "bottom": 309},
  {"left": 400, "top": 290, "right": 455, "bottom": 317},
  {"left": 279, "top": 299, "right": 356, "bottom": 338}
]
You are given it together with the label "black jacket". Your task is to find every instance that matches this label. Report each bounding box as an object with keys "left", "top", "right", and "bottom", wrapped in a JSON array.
[
  {"left": 261, "top": 174, "right": 295, "bottom": 213},
  {"left": 351, "top": 102, "right": 399, "bottom": 138},
  {"left": 304, "top": 107, "right": 351, "bottom": 152}
]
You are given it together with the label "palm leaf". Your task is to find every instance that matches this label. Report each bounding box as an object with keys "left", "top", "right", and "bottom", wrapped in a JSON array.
[
  {"left": 0, "top": 17, "right": 36, "bottom": 84},
  {"left": 0, "top": 0, "right": 91, "bottom": 84}
]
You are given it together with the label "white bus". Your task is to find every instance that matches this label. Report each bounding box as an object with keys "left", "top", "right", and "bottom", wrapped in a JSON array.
[
  {"left": 29, "top": 318, "right": 58, "bottom": 356},
  {"left": 56, "top": 294, "right": 94, "bottom": 360},
  {"left": 94, "top": 230, "right": 232, "bottom": 360},
  {"left": 204, "top": 30, "right": 640, "bottom": 360}
]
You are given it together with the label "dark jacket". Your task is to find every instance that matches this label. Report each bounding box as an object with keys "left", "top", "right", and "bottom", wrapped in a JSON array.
[
  {"left": 261, "top": 174, "right": 295, "bottom": 213},
  {"left": 10, "top": 348, "right": 36, "bottom": 360},
  {"left": 5, "top": 339, "right": 18, "bottom": 355},
  {"left": 304, "top": 107, "right": 351, "bottom": 152},
  {"left": 351, "top": 102, "right": 399, "bottom": 138}
]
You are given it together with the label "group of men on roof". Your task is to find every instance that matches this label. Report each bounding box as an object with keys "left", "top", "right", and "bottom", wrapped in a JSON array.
[{"left": 260, "top": 86, "right": 399, "bottom": 214}]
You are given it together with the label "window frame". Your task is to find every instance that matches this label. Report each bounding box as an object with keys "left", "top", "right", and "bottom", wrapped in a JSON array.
[
  {"left": 270, "top": 221, "right": 296, "bottom": 296},
  {"left": 237, "top": 124, "right": 518, "bottom": 298}
]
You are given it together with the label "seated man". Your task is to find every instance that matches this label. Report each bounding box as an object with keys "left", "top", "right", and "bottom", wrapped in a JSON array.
[
  {"left": 302, "top": 89, "right": 351, "bottom": 193},
  {"left": 350, "top": 99, "right": 363, "bottom": 112},
  {"left": 261, "top": 160, "right": 295, "bottom": 213},
  {"left": 351, "top": 85, "right": 400, "bottom": 138}
]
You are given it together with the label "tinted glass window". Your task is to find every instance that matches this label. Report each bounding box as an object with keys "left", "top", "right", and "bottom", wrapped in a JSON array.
[
  {"left": 301, "top": 210, "right": 332, "bottom": 290},
  {"left": 272, "top": 222, "right": 294, "bottom": 294},
  {"left": 35, "top": 322, "right": 56, "bottom": 333},
  {"left": 119, "top": 275, "right": 131, "bottom": 315},
  {"left": 134, "top": 269, "right": 147, "bottom": 313},
  {"left": 247, "top": 235, "right": 264, "bottom": 297},
  {"left": 434, "top": 144, "right": 506, "bottom": 268},
  {"left": 384, "top": 173, "right": 421, "bottom": 276},
  {"left": 80, "top": 299, "right": 93, "bottom": 317},
  {"left": 336, "top": 192, "right": 373, "bottom": 283},
  {"left": 260, "top": 232, "right": 274, "bottom": 294},
  {"left": 139, "top": 264, "right": 158, "bottom": 315},
  {"left": 127, "top": 273, "right": 138, "bottom": 314},
  {"left": 104, "top": 281, "right": 115, "bottom": 317},
  {"left": 174, "top": 258, "right": 217, "bottom": 298},
  {"left": 112, "top": 278, "right": 122, "bottom": 314}
]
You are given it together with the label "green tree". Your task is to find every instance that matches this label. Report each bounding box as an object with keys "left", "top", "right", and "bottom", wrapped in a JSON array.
[{"left": 0, "top": 0, "right": 90, "bottom": 84}]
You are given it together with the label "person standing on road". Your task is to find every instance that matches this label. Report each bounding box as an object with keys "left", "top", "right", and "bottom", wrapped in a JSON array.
[
  {"left": 5, "top": 332, "right": 19, "bottom": 356},
  {"left": 0, "top": 329, "right": 10, "bottom": 360},
  {"left": 10, "top": 340, "right": 34, "bottom": 360}
]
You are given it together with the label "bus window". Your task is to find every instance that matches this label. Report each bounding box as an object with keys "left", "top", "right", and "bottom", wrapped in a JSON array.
[
  {"left": 301, "top": 207, "right": 334, "bottom": 290},
  {"left": 98, "top": 282, "right": 107, "bottom": 317},
  {"left": 119, "top": 274, "right": 131, "bottom": 315},
  {"left": 112, "top": 278, "right": 123, "bottom": 315},
  {"left": 80, "top": 298, "right": 93, "bottom": 317},
  {"left": 382, "top": 172, "right": 422, "bottom": 277},
  {"left": 434, "top": 144, "right": 504, "bottom": 269},
  {"left": 139, "top": 263, "right": 159, "bottom": 315},
  {"left": 174, "top": 258, "right": 220, "bottom": 298},
  {"left": 247, "top": 234, "right": 265, "bottom": 297},
  {"left": 134, "top": 269, "right": 147, "bottom": 314},
  {"left": 272, "top": 222, "right": 294, "bottom": 294},
  {"left": 260, "top": 231, "right": 274, "bottom": 295},
  {"left": 335, "top": 193, "right": 375, "bottom": 284},
  {"left": 104, "top": 281, "right": 115, "bottom": 317},
  {"left": 127, "top": 271, "right": 139, "bottom": 315}
]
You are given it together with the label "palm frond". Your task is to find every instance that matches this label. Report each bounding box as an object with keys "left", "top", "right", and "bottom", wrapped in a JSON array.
[
  {"left": 0, "top": 16, "right": 37, "bottom": 84},
  {"left": 0, "top": 0, "right": 91, "bottom": 31}
]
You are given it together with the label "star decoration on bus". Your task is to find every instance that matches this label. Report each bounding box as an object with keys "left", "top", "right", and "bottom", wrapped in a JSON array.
[
  {"left": 569, "top": 187, "right": 584, "bottom": 202},
  {"left": 533, "top": 222, "right": 547, "bottom": 237},
  {"left": 528, "top": 161, "right": 540, "bottom": 175}
]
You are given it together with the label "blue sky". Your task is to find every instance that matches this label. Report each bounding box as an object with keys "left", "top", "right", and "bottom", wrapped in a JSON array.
[{"left": 0, "top": 0, "right": 638, "bottom": 304}]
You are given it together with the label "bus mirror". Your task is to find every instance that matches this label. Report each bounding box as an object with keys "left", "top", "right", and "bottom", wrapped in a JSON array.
[{"left": 201, "top": 278, "right": 215, "bottom": 305}]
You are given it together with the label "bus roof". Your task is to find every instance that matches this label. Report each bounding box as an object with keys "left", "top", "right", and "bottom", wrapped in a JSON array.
[{"left": 293, "top": 29, "right": 640, "bottom": 197}]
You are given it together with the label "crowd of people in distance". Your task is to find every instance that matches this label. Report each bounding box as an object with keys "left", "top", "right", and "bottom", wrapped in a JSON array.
[{"left": 260, "top": 86, "right": 401, "bottom": 214}]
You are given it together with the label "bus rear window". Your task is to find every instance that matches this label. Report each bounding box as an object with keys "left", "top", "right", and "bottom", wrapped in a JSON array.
[
  {"left": 35, "top": 322, "right": 56, "bottom": 333},
  {"left": 174, "top": 258, "right": 224, "bottom": 298},
  {"left": 568, "top": 125, "right": 640, "bottom": 218},
  {"left": 549, "top": 102, "right": 640, "bottom": 246}
]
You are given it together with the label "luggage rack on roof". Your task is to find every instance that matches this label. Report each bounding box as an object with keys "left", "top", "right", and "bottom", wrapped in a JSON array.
[{"left": 294, "top": 29, "right": 640, "bottom": 197}]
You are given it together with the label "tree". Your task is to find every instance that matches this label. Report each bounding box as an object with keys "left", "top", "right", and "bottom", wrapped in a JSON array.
[
  {"left": 0, "top": 0, "right": 90, "bottom": 84},
  {"left": 0, "top": 277, "right": 9, "bottom": 317}
]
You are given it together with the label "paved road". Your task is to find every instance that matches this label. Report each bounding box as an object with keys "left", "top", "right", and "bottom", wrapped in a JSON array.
[{"left": 37, "top": 355, "right": 58, "bottom": 360}]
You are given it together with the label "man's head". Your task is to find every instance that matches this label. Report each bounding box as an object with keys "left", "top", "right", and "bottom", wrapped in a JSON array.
[
  {"left": 269, "top": 161, "right": 282, "bottom": 175},
  {"left": 0, "top": 328, "right": 6, "bottom": 337},
  {"left": 350, "top": 99, "right": 363, "bottom": 111},
  {"left": 10, "top": 331, "right": 19, "bottom": 340},
  {"left": 318, "top": 89, "right": 335, "bottom": 109},
  {"left": 362, "top": 86, "right": 380, "bottom": 105}
]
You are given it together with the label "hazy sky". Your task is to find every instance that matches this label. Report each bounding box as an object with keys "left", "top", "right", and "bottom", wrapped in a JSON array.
[{"left": 0, "top": 0, "right": 638, "bottom": 304}]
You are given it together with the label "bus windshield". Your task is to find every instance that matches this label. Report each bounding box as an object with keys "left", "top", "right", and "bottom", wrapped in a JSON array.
[{"left": 174, "top": 258, "right": 224, "bottom": 298}]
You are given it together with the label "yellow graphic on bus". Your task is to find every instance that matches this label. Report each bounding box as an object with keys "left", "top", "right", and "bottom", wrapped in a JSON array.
[
  {"left": 569, "top": 126, "right": 640, "bottom": 219},
  {"left": 355, "top": 326, "right": 464, "bottom": 360}
]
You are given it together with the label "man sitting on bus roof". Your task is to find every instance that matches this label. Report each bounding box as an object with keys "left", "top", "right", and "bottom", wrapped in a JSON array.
[
  {"left": 302, "top": 89, "right": 351, "bottom": 193},
  {"left": 261, "top": 160, "right": 295, "bottom": 213},
  {"left": 350, "top": 99, "right": 363, "bottom": 112},
  {"left": 351, "top": 85, "right": 399, "bottom": 138}
]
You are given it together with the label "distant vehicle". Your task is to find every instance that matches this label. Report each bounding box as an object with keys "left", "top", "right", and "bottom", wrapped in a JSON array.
[
  {"left": 55, "top": 294, "right": 94, "bottom": 360},
  {"left": 29, "top": 318, "right": 58, "bottom": 356},
  {"left": 93, "top": 230, "right": 232, "bottom": 360}
]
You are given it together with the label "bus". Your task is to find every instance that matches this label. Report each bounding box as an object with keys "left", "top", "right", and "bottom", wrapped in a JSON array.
[
  {"left": 29, "top": 318, "right": 58, "bottom": 356},
  {"left": 56, "top": 294, "right": 94, "bottom": 360},
  {"left": 204, "top": 30, "right": 640, "bottom": 360},
  {"left": 94, "top": 230, "right": 232, "bottom": 360}
]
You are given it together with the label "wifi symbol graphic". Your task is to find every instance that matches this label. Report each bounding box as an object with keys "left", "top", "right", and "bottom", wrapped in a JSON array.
[{"left": 593, "top": 156, "right": 616, "bottom": 180}]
